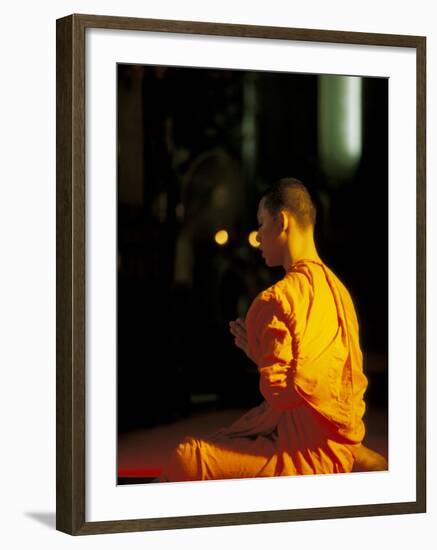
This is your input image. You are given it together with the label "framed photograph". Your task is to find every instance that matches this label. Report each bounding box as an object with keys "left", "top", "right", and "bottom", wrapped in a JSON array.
[{"left": 56, "top": 13, "right": 426, "bottom": 535}]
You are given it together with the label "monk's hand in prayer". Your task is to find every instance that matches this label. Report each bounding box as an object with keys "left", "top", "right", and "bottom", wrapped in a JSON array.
[{"left": 229, "top": 317, "right": 256, "bottom": 363}]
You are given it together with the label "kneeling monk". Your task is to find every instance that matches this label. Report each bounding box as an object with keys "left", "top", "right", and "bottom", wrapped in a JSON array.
[{"left": 163, "top": 178, "right": 380, "bottom": 481}]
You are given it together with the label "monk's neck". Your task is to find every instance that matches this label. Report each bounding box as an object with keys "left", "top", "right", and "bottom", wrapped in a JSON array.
[{"left": 283, "top": 239, "right": 321, "bottom": 272}]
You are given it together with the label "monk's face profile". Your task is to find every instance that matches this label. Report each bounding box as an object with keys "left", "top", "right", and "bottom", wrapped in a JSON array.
[{"left": 256, "top": 198, "right": 286, "bottom": 267}]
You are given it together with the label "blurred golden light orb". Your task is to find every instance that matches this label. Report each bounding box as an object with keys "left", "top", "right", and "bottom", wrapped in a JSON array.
[
  {"left": 214, "top": 230, "right": 229, "bottom": 246},
  {"left": 248, "top": 231, "right": 260, "bottom": 248}
]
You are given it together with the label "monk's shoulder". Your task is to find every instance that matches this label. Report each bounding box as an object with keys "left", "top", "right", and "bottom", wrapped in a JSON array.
[
  {"left": 247, "top": 280, "right": 288, "bottom": 322},
  {"left": 251, "top": 285, "right": 280, "bottom": 312},
  {"left": 279, "top": 270, "right": 314, "bottom": 308},
  {"left": 256, "top": 274, "right": 305, "bottom": 318}
]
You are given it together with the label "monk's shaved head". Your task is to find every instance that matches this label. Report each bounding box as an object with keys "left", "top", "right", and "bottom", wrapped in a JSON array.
[{"left": 261, "top": 178, "right": 316, "bottom": 230}]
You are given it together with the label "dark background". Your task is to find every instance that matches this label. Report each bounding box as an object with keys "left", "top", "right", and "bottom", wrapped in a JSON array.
[{"left": 116, "top": 64, "right": 388, "bottom": 433}]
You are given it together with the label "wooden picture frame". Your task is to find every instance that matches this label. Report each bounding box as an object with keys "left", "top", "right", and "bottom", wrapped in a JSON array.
[{"left": 56, "top": 13, "right": 426, "bottom": 535}]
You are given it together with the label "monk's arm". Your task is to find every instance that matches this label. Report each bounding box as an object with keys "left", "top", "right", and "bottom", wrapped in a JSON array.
[{"left": 248, "top": 296, "right": 303, "bottom": 411}]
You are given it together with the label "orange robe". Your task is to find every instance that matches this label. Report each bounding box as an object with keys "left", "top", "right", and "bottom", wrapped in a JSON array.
[{"left": 164, "top": 260, "right": 368, "bottom": 481}]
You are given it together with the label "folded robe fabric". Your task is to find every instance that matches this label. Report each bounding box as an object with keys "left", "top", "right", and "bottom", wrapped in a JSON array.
[{"left": 164, "top": 260, "right": 368, "bottom": 481}]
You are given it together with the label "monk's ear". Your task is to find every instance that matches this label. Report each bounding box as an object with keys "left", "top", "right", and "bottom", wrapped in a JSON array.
[{"left": 279, "top": 210, "right": 289, "bottom": 233}]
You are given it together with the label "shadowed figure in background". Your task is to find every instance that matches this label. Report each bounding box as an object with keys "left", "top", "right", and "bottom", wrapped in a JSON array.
[{"left": 163, "top": 178, "right": 387, "bottom": 481}]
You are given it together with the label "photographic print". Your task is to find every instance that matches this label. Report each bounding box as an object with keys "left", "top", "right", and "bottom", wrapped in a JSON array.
[{"left": 116, "top": 64, "right": 389, "bottom": 485}]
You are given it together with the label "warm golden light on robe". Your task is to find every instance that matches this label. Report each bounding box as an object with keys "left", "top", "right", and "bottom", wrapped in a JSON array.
[{"left": 164, "top": 260, "right": 368, "bottom": 481}]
